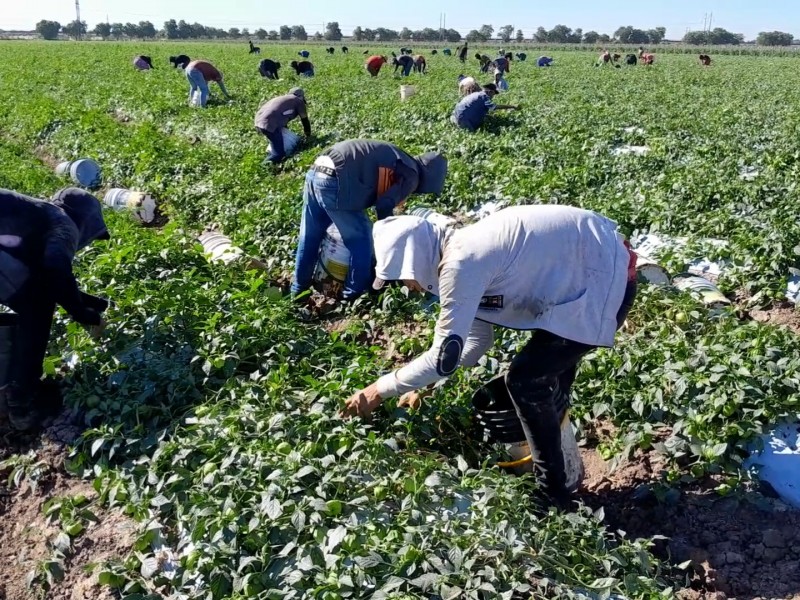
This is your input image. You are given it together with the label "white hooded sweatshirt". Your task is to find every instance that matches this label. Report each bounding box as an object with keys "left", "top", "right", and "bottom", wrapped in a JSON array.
[{"left": 373, "top": 205, "right": 631, "bottom": 399}]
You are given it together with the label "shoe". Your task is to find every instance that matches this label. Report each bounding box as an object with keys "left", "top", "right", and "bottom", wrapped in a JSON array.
[{"left": 4, "top": 383, "right": 42, "bottom": 432}]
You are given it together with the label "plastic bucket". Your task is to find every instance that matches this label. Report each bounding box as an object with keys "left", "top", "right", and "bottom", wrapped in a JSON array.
[
  {"left": 673, "top": 274, "right": 730, "bottom": 307},
  {"left": 634, "top": 254, "right": 670, "bottom": 285},
  {"left": 315, "top": 224, "right": 350, "bottom": 283},
  {"left": 0, "top": 312, "right": 17, "bottom": 389},
  {"left": 198, "top": 232, "right": 244, "bottom": 265},
  {"left": 410, "top": 207, "right": 456, "bottom": 229},
  {"left": 472, "top": 376, "right": 583, "bottom": 490},
  {"left": 400, "top": 85, "right": 417, "bottom": 101},
  {"left": 104, "top": 189, "right": 157, "bottom": 224},
  {"left": 55, "top": 159, "right": 102, "bottom": 188}
]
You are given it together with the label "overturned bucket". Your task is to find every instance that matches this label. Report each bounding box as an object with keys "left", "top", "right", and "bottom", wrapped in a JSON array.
[
  {"left": 673, "top": 274, "right": 730, "bottom": 308},
  {"left": 400, "top": 85, "right": 417, "bottom": 101},
  {"left": 314, "top": 224, "right": 350, "bottom": 286},
  {"left": 55, "top": 159, "right": 102, "bottom": 189},
  {"left": 197, "top": 231, "right": 267, "bottom": 271},
  {"left": 104, "top": 189, "right": 157, "bottom": 224},
  {"left": 410, "top": 207, "right": 457, "bottom": 229},
  {"left": 635, "top": 254, "right": 670, "bottom": 286}
]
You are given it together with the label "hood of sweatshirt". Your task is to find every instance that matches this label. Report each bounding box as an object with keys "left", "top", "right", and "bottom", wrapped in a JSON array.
[{"left": 51, "top": 188, "right": 110, "bottom": 251}]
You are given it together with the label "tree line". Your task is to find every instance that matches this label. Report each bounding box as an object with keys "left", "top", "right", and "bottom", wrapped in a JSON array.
[{"left": 34, "top": 19, "right": 797, "bottom": 46}]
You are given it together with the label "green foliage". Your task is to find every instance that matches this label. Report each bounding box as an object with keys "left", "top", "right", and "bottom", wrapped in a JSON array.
[{"left": 1, "top": 42, "right": 799, "bottom": 599}]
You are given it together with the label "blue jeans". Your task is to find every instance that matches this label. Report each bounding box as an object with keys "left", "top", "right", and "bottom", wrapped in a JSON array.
[
  {"left": 300, "top": 69, "right": 315, "bottom": 77},
  {"left": 292, "top": 170, "right": 373, "bottom": 300},
  {"left": 186, "top": 68, "right": 209, "bottom": 107},
  {"left": 260, "top": 128, "right": 285, "bottom": 163}
]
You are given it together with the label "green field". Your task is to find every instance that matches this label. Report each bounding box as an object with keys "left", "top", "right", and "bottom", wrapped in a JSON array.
[{"left": 1, "top": 41, "right": 799, "bottom": 599}]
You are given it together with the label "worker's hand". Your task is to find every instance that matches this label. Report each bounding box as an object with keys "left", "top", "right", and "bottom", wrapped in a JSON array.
[
  {"left": 85, "top": 317, "right": 107, "bottom": 341},
  {"left": 340, "top": 383, "right": 383, "bottom": 419},
  {"left": 398, "top": 389, "right": 428, "bottom": 411},
  {"left": 395, "top": 200, "right": 406, "bottom": 213}
]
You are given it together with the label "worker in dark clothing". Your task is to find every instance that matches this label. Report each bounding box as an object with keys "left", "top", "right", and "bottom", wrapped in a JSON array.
[
  {"left": 290, "top": 60, "right": 315, "bottom": 77},
  {"left": 493, "top": 55, "right": 510, "bottom": 74},
  {"left": 476, "top": 53, "right": 492, "bottom": 73},
  {"left": 0, "top": 187, "right": 110, "bottom": 431},
  {"left": 254, "top": 88, "right": 311, "bottom": 164},
  {"left": 516, "top": 52, "right": 527, "bottom": 61},
  {"left": 258, "top": 59, "right": 281, "bottom": 79},
  {"left": 458, "top": 43, "right": 469, "bottom": 62},
  {"left": 292, "top": 140, "right": 448, "bottom": 302},
  {"left": 169, "top": 55, "right": 191, "bottom": 69},
  {"left": 298, "top": 50, "right": 310, "bottom": 58},
  {"left": 699, "top": 54, "right": 712, "bottom": 66},
  {"left": 392, "top": 53, "right": 414, "bottom": 76}
]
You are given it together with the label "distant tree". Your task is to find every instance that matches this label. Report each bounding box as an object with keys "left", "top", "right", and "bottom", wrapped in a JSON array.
[
  {"left": 465, "top": 30, "right": 486, "bottom": 43},
  {"left": 598, "top": 33, "right": 611, "bottom": 43},
  {"left": 254, "top": 28, "right": 267, "bottom": 39},
  {"left": 313, "top": 31, "right": 323, "bottom": 40},
  {"left": 582, "top": 30, "right": 600, "bottom": 44},
  {"left": 756, "top": 31, "right": 794, "bottom": 46},
  {"left": 177, "top": 20, "right": 193, "bottom": 39},
  {"left": 279, "top": 25, "right": 292, "bottom": 40},
  {"left": 62, "top": 19, "right": 88, "bottom": 39},
  {"left": 325, "top": 21, "right": 343, "bottom": 41},
  {"left": 515, "top": 29, "right": 524, "bottom": 42},
  {"left": 363, "top": 28, "right": 376, "bottom": 41},
  {"left": 399, "top": 27, "right": 413, "bottom": 40},
  {"left": 36, "top": 20, "right": 62, "bottom": 40},
  {"left": 122, "top": 22, "right": 140, "bottom": 38},
  {"left": 498, "top": 24, "right": 514, "bottom": 43},
  {"left": 683, "top": 28, "right": 743, "bottom": 45},
  {"left": 614, "top": 25, "right": 650, "bottom": 44},
  {"left": 93, "top": 22, "right": 112, "bottom": 40},
  {"left": 352, "top": 26, "right": 364, "bottom": 41},
  {"left": 479, "top": 24, "right": 494, "bottom": 40},
  {"left": 138, "top": 21, "right": 156, "bottom": 39},
  {"left": 375, "top": 27, "right": 399, "bottom": 41},
  {"left": 445, "top": 28, "right": 462, "bottom": 42},
  {"left": 228, "top": 27, "right": 241, "bottom": 38},
  {"left": 533, "top": 27, "right": 548, "bottom": 43},
  {"left": 110, "top": 22, "right": 124, "bottom": 39},
  {"left": 291, "top": 25, "right": 308, "bottom": 40},
  {"left": 163, "top": 19, "right": 179, "bottom": 39},
  {"left": 647, "top": 26, "right": 666, "bottom": 43},
  {"left": 267, "top": 30, "right": 279, "bottom": 40},
  {"left": 192, "top": 23, "right": 208, "bottom": 38}
]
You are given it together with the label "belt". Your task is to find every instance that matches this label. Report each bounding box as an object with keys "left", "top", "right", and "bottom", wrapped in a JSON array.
[{"left": 314, "top": 165, "right": 336, "bottom": 177}]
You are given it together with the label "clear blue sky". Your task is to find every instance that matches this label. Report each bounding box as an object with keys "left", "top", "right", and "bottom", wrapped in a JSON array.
[{"left": 2, "top": 0, "right": 798, "bottom": 40}]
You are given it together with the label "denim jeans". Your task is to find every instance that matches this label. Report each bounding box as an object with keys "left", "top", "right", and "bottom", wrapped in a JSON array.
[
  {"left": 505, "top": 280, "right": 638, "bottom": 498},
  {"left": 260, "top": 128, "right": 285, "bottom": 163},
  {"left": 186, "top": 68, "right": 209, "bottom": 107},
  {"left": 300, "top": 69, "right": 315, "bottom": 77},
  {"left": 292, "top": 170, "right": 373, "bottom": 300}
]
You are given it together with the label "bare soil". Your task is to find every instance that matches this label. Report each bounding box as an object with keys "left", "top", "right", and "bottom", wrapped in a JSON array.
[{"left": 747, "top": 302, "right": 800, "bottom": 335}]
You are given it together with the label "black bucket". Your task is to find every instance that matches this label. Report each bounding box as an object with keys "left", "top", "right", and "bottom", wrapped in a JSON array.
[{"left": 0, "top": 312, "right": 18, "bottom": 389}]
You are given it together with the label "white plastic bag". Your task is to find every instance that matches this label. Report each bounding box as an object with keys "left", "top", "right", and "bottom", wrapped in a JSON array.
[{"left": 267, "top": 128, "right": 301, "bottom": 157}]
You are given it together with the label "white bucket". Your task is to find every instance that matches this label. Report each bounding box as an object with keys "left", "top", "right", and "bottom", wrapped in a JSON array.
[
  {"left": 314, "top": 224, "right": 350, "bottom": 284},
  {"left": 410, "top": 207, "right": 456, "bottom": 229},
  {"left": 55, "top": 159, "right": 102, "bottom": 188},
  {"left": 198, "top": 231, "right": 244, "bottom": 265},
  {"left": 787, "top": 274, "right": 800, "bottom": 305},
  {"left": 634, "top": 253, "right": 670, "bottom": 285},
  {"left": 400, "top": 85, "right": 417, "bottom": 101},
  {"left": 267, "top": 128, "right": 301, "bottom": 157},
  {"left": 501, "top": 412, "right": 584, "bottom": 491},
  {"left": 103, "top": 188, "right": 157, "bottom": 223},
  {"left": 673, "top": 274, "right": 730, "bottom": 307}
]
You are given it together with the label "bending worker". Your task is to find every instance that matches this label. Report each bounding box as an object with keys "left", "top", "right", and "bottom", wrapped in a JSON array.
[
  {"left": 0, "top": 188, "right": 111, "bottom": 431},
  {"left": 254, "top": 87, "right": 310, "bottom": 164},
  {"left": 392, "top": 53, "right": 414, "bottom": 76},
  {"left": 185, "top": 59, "right": 231, "bottom": 107},
  {"left": 452, "top": 83, "right": 519, "bottom": 132},
  {"left": 341, "top": 204, "right": 637, "bottom": 507},
  {"left": 291, "top": 140, "right": 448, "bottom": 302},
  {"left": 366, "top": 55, "right": 388, "bottom": 77}
]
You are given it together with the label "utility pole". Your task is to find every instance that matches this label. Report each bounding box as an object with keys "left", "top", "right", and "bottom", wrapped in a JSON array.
[
  {"left": 708, "top": 12, "right": 713, "bottom": 31},
  {"left": 75, "top": 0, "right": 82, "bottom": 39}
]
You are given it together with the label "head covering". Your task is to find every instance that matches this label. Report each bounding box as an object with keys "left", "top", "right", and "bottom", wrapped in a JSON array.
[
  {"left": 372, "top": 216, "right": 448, "bottom": 295},
  {"left": 289, "top": 87, "right": 305, "bottom": 99},
  {"left": 483, "top": 83, "right": 499, "bottom": 94},
  {"left": 51, "top": 188, "right": 110, "bottom": 250},
  {"left": 414, "top": 152, "right": 448, "bottom": 195}
]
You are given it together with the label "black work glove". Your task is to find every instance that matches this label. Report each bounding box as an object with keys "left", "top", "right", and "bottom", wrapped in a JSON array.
[{"left": 81, "top": 292, "right": 110, "bottom": 314}]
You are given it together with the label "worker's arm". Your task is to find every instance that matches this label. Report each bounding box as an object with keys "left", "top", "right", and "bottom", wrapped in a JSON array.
[{"left": 374, "top": 161, "right": 418, "bottom": 220}]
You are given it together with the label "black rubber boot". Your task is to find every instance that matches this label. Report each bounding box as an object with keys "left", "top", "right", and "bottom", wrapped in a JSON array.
[{"left": 5, "top": 383, "right": 42, "bottom": 432}]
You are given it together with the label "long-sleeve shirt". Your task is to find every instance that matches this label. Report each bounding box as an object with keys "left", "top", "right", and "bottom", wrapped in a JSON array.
[
  {"left": 322, "top": 140, "right": 420, "bottom": 218},
  {"left": 254, "top": 94, "right": 308, "bottom": 133},
  {"left": 366, "top": 56, "right": 385, "bottom": 71},
  {"left": 375, "top": 205, "right": 631, "bottom": 398},
  {"left": 186, "top": 60, "right": 222, "bottom": 82}
]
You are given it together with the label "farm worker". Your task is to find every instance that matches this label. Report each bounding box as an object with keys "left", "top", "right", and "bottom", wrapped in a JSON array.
[
  {"left": 254, "top": 87, "right": 311, "bottom": 164},
  {"left": 185, "top": 60, "right": 231, "bottom": 107},
  {"left": 537, "top": 56, "right": 554, "bottom": 67},
  {"left": 494, "top": 70, "right": 509, "bottom": 92},
  {"left": 392, "top": 54, "right": 414, "bottom": 76},
  {"left": 476, "top": 53, "right": 492, "bottom": 73},
  {"left": 290, "top": 60, "right": 315, "bottom": 77},
  {"left": 0, "top": 187, "right": 110, "bottom": 431},
  {"left": 413, "top": 55, "right": 427, "bottom": 74},
  {"left": 624, "top": 53, "right": 638, "bottom": 66},
  {"left": 169, "top": 55, "right": 191, "bottom": 69},
  {"left": 639, "top": 47, "right": 655, "bottom": 65},
  {"left": 458, "top": 43, "right": 469, "bottom": 63},
  {"left": 451, "top": 84, "right": 519, "bottom": 132},
  {"left": 291, "top": 140, "right": 448, "bottom": 302},
  {"left": 133, "top": 55, "right": 153, "bottom": 70},
  {"left": 298, "top": 50, "right": 310, "bottom": 58},
  {"left": 443, "top": 48, "right": 452, "bottom": 56},
  {"left": 259, "top": 59, "right": 281, "bottom": 80},
  {"left": 492, "top": 55, "right": 510, "bottom": 74},
  {"left": 340, "top": 205, "right": 638, "bottom": 506},
  {"left": 699, "top": 54, "right": 712, "bottom": 66},
  {"left": 516, "top": 52, "right": 527, "bottom": 61},
  {"left": 458, "top": 75, "right": 481, "bottom": 96},
  {"left": 365, "top": 55, "right": 388, "bottom": 77}
]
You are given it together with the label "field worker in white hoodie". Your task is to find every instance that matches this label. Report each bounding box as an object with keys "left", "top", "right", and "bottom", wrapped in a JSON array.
[{"left": 341, "top": 204, "right": 638, "bottom": 506}]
